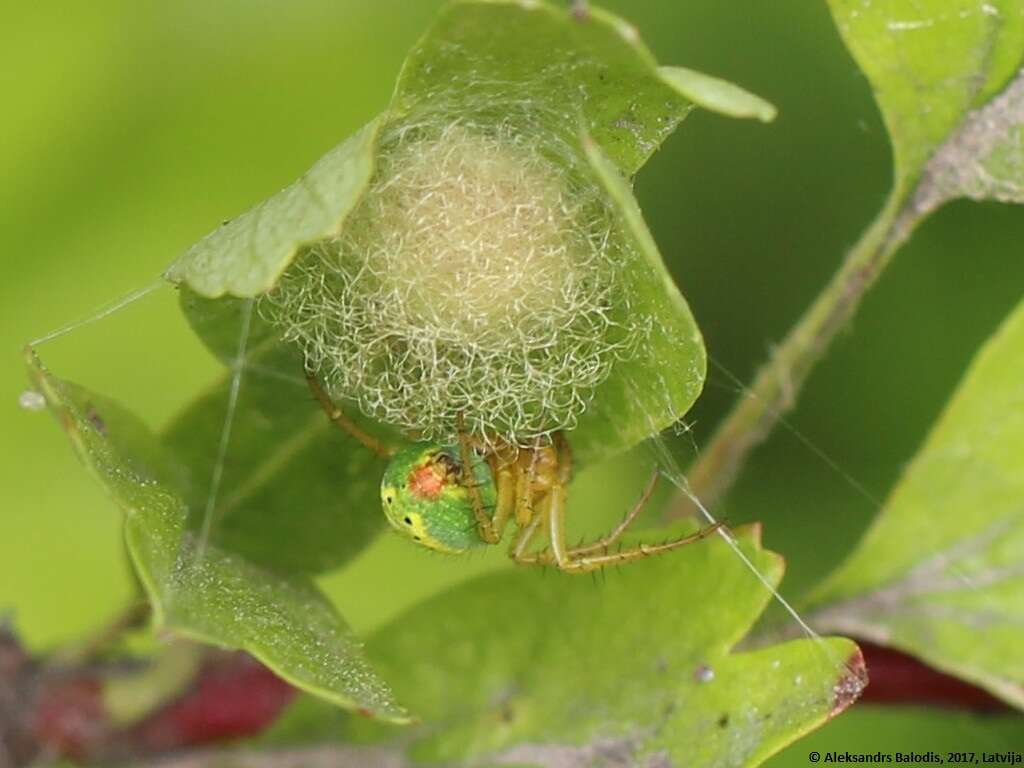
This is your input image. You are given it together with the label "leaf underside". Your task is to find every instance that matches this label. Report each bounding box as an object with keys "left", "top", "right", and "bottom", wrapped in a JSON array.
[
  {"left": 26, "top": 350, "right": 408, "bottom": 723},
  {"left": 809, "top": 297, "right": 1024, "bottom": 709},
  {"left": 169, "top": 289, "right": 396, "bottom": 574}
]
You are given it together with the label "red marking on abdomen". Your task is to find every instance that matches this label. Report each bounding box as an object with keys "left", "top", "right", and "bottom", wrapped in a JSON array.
[{"left": 409, "top": 464, "right": 445, "bottom": 499}]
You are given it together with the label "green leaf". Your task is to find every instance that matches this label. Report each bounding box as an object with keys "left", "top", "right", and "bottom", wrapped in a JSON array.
[
  {"left": 285, "top": 526, "right": 863, "bottom": 768},
  {"left": 389, "top": 0, "right": 691, "bottom": 176},
  {"left": 828, "top": 0, "right": 1024, "bottom": 204},
  {"left": 177, "top": 284, "right": 283, "bottom": 365},
  {"left": 571, "top": 135, "right": 704, "bottom": 463},
  {"left": 160, "top": 363, "right": 386, "bottom": 575},
  {"left": 24, "top": 349, "right": 408, "bottom": 722},
  {"left": 808, "top": 297, "right": 1024, "bottom": 709},
  {"left": 659, "top": 66, "right": 777, "bottom": 122},
  {"left": 165, "top": 118, "right": 382, "bottom": 298},
  {"left": 167, "top": 289, "right": 400, "bottom": 574}
]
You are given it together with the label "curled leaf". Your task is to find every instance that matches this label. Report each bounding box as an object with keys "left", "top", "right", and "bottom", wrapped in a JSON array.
[{"left": 166, "top": 0, "right": 775, "bottom": 462}]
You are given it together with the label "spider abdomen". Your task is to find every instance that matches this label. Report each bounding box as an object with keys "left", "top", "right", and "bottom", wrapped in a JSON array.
[{"left": 380, "top": 443, "right": 496, "bottom": 553}]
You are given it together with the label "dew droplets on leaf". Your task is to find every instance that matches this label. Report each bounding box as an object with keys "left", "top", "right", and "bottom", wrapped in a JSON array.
[{"left": 18, "top": 390, "right": 46, "bottom": 412}]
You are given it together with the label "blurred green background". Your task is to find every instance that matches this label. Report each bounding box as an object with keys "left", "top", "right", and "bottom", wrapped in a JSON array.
[{"left": 2, "top": 0, "right": 1022, "bottom": 761}]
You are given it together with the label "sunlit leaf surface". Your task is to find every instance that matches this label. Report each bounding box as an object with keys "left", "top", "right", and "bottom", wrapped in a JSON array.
[{"left": 810, "top": 298, "right": 1024, "bottom": 709}]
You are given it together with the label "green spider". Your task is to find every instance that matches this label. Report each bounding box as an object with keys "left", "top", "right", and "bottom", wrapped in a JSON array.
[{"left": 307, "top": 373, "right": 720, "bottom": 573}]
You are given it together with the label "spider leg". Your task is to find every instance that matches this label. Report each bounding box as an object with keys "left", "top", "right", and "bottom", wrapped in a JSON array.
[
  {"left": 549, "top": 522, "right": 723, "bottom": 573},
  {"left": 514, "top": 443, "right": 541, "bottom": 527},
  {"left": 510, "top": 463, "right": 568, "bottom": 567},
  {"left": 566, "top": 468, "right": 660, "bottom": 557},
  {"left": 456, "top": 414, "right": 500, "bottom": 544},
  {"left": 509, "top": 513, "right": 544, "bottom": 561},
  {"left": 489, "top": 458, "right": 517, "bottom": 544},
  {"left": 305, "top": 369, "right": 396, "bottom": 458},
  {"left": 512, "top": 446, "right": 720, "bottom": 573}
]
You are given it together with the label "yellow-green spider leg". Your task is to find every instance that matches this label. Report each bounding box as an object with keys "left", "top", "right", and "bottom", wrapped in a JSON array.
[
  {"left": 456, "top": 418, "right": 501, "bottom": 544},
  {"left": 513, "top": 445, "right": 541, "bottom": 528},
  {"left": 516, "top": 471, "right": 722, "bottom": 573},
  {"left": 509, "top": 513, "right": 544, "bottom": 562},
  {"left": 490, "top": 458, "right": 518, "bottom": 544},
  {"left": 567, "top": 468, "right": 660, "bottom": 557},
  {"left": 583, "top": 521, "right": 723, "bottom": 572},
  {"left": 305, "top": 370, "right": 396, "bottom": 459},
  {"left": 549, "top": 523, "right": 722, "bottom": 573}
]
